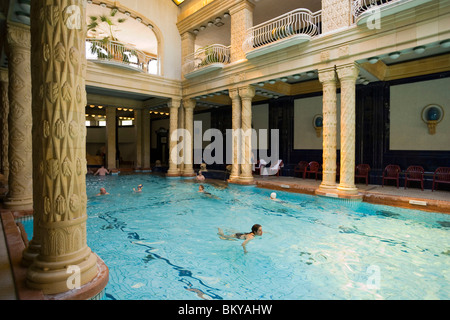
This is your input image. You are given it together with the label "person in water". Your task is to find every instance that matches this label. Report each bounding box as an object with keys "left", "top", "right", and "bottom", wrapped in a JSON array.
[
  {"left": 133, "top": 184, "right": 143, "bottom": 193},
  {"left": 196, "top": 171, "right": 205, "bottom": 181},
  {"left": 96, "top": 187, "right": 110, "bottom": 196},
  {"left": 218, "top": 224, "right": 263, "bottom": 253}
]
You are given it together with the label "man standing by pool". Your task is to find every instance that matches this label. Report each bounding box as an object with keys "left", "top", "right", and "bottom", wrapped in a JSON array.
[{"left": 94, "top": 166, "right": 110, "bottom": 176}]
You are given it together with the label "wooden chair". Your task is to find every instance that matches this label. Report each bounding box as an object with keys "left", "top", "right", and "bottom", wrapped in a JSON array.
[
  {"left": 294, "top": 161, "right": 308, "bottom": 179},
  {"left": 382, "top": 164, "right": 401, "bottom": 188},
  {"left": 305, "top": 161, "right": 320, "bottom": 180},
  {"left": 355, "top": 164, "right": 370, "bottom": 185},
  {"left": 404, "top": 165, "right": 424, "bottom": 191},
  {"left": 432, "top": 167, "right": 450, "bottom": 192}
]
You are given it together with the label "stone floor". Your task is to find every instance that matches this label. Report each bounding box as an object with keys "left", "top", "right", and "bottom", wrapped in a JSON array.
[{"left": 1, "top": 175, "right": 449, "bottom": 300}]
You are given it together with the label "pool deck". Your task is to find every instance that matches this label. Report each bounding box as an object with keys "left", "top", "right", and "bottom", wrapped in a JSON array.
[{"left": 0, "top": 175, "right": 449, "bottom": 300}]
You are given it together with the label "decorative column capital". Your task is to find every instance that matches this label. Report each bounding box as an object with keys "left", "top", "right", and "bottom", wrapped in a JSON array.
[
  {"left": 238, "top": 85, "right": 255, "bottom": 100},
  {"left": 183, "top": 98, "right": 196, "bottom": 110},
  {"left": 228, "top": 88, "right": 240, "bottom": 100},
  {"left": 168, "top": 98, "right": 181, "bottom": 109},
  {"left": 336, "top": 63, "right": 360, "bottom": 81},
  {"left": 318, "top": 68, "right": 337, "bottom": 84},
  {"left": 6, "top": 21, "right": 31, "bottom": 50}
]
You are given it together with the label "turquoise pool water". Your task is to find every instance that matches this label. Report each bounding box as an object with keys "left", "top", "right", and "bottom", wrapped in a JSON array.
[{"left": 23, "top": 175, "right": 450, "bottom": 299}]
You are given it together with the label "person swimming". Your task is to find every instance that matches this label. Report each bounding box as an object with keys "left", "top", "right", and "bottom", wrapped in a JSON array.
[
  {"left": 133, "top": 184, "right": 143, "bottom": 193},
  {"left": 218, "top": 224, "right": 263, "bottom": 253},
  {"left": 96, "top": 187, "right": 110, "bottom": 196}
]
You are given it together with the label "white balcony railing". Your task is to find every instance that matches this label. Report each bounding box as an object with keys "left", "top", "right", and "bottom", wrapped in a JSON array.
[
  {"left": 86, "top": 38, "right": 158, "bottom": 74},
  {"left": 243, "top": 9, "right": 322, "bottom": 55},
  {"left": 352, "top": 0, "right": 432, "bottom": 23},
  {"left": 182, "top": 44, "right": 231, "bottom": 76}
]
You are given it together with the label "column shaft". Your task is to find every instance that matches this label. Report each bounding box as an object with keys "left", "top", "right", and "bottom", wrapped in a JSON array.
[
  {"left": 4, "top": 22, "right": 33, "bottom": 210},
  {"left": 27, "top": 0, "right": 99, "bottom": 294},
  {"left": 229, "top": 0, "right": 254, "bottom": 63},
  {"left": 167, "top": 98, "right": 181, "bottom": 176},
  {"left": 336, "top": 63, "right": 359, "bottom": 195},
  {"left": 228, "top": 88, "right": 241, "bottom": 181},
  {"left": 106, "top": 107, "right": 116, "bottom": 170},
  {"left": 239, "top": 86, "right": 255, "bottom": 182},
  {"left": 142, "top": 110, "right": 151, "bottom": 170},
  {"left": 183, "top": 99, "right": 195, "bottom": 177},
  {"left": 177, "top": 103, "right": 185, "bottom": 174},
  {"left": 0, "top": 68, "right": 9, "bottom": 181},
  {"left": 318, "top": 68, "right": 338, "bottom": 191}
]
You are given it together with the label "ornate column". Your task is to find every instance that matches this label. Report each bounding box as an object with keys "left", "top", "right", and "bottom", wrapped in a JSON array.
[
  {"left": 106, "top": 107, "right": 116, "bottom": 170},
  {"left": 4, "top": 22, "right": 33, "bottom": 211},
  {"left": 321, "top": 0, "right": 351, "bottom": 34},
  {"left": 239, "top": 85, "right": 255, "bottom": 183},
  {"left": 336, "top": 63, "right": 359, "bottom": 195},
  {"left": 26, "top": 0, "right": 99, "bottom": 294},
  {"left": 318, "top": 68, "right": 338, "bottom": 192},
  {"left": 142, "top": 110, "right": 151, "bottom": 170},
  {"left": 229, "top": 0, "right": 254, "bottom": 63},
  {"left": 167, "top": 98, "right": 181, "bottom": 176},
  {"left": 134, "top": 109, "right": 142, "bottom": 169},
  {"left": 177, "top": 103, "right": 185, "bottom": 174},
  {"left": 182, "top": 98, "right": 196, "bottom": 177},
  {"left": 0, "top": 68, "right": 9, "bottom": 180},
  {"left": 228, "top": 88, "right": 241, "bottom": 181}
]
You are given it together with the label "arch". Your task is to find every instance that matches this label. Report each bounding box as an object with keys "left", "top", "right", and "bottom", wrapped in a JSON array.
[{"left": 86, "top": 0, "right": 164, "bottom": 75}]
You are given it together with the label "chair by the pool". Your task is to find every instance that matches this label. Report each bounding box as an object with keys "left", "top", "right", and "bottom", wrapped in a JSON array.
[
  {"left": 355, "top": 164, "right": 370, "bottom": 185},
  {"left": 404, "top": 165, "right": 425, "bottom": 191},
  {"left": 432, "top": 167, "right": 450, "bottom": 192},
  {"left": 382, "top": 164, "right": 401, "bottom": 188},
  {"left": 261, "top": 159, "right": 284, "bottom": 176},
  {"left": 305, "top": 161, "right": 320, "bottom": 180},
  {"left": 294, "top": 161, "right": 308, "bottom": 178}
]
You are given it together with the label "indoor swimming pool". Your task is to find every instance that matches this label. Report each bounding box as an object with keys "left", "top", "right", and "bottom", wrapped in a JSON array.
[{"left": 23, "top": 174, "right": 450, "bottom": 299}]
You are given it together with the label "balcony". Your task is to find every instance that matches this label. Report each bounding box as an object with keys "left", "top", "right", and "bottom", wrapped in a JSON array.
[
  {"left": 86, "top": 39, "right": 158, "bottom": 74},
  {"left": 183, "top": 44, "right": 231, "bottom": 79},
  {"left": 352, "top": 0, "right": 433, "bottom": 26},
  {"left": 243, "top": 9, "right": 322, "bottom": 59}
]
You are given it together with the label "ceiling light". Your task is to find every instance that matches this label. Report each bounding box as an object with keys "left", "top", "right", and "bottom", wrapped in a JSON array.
[
  {"left": 207, "top": 21, "right": 213, "bottom": 27},
  {"left": 268, "top": 80, "right": 276, "bottom": 84},
  {"left": 100, "top": 3, "right": 106, "bottom": 8},
  {"left": 123, "top": 108, "right": 128, "bottom": 111},
  {"left": 292, "top": 74, "right": 301, "bottom": 79},
  {"left": 368, "top": 56, "right": 379, "bottom": 64},
  {"left": 215, "top": 17, "right": 222, "bottom": 23},
  {"left": 98, "top": 106, "right": 103, "bottom": 109},
  {"left": 306, "top": 71, "right": 315, "bottom": 77},
  {"left": 389, "top": 52, "right": 401, "bottom": 59},
  {"left": 223, "top": 13, "right": 230, "bottom": 18},
  {"left": 193, "top": 29, "right": 199, "bottom": 34},
  {"left": 117, "top": 107, "right": 122, "bottom": 110},
  {"left": 440, "top": 39, "right": 450, "bottom": 48},
  {"left": 136, "top": 17, "right": 142, "bottom": 23},
  {"left": 148, "top": 24, "right": 153, "bottom": 29},
  {"left": 280, "top": 77, "right": 288, "bottom": 82},
  {"left": 413, "top": 46, "right": 426, "bottom": 54},
  {"left": 124, "top": 11, "right": 131, "bottom": 16},
  {"left": 90, "top": 105, "right": 95, "bottom": 108},
  {"left": 199, "top": 25, "right": 206, "bottom": 30},
  {"left": 258, "top": 82, "right": 265, "bottom": 87}
]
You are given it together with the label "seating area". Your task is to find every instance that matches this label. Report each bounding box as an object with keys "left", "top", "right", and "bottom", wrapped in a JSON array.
[{"left": 282, "top": 161, "right": 450, "bottom": 192}]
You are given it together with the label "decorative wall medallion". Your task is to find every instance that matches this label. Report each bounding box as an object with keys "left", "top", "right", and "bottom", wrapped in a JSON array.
[{"left": 421, "top": 104, "right": 445, "bottom": 135}]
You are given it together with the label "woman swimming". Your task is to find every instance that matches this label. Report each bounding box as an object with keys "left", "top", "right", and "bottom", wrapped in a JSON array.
[{"left": 218, "top": 224, "right": 263, "bottom": 253}]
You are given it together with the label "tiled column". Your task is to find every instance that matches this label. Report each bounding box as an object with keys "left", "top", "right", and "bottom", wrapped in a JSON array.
[
  {"left": 142, "top": 110, "right": 151, "bottom": 170},
  {"left": 318, "top": 68, "right": 338, "bottom": 191},
  {"left": 182, "top": 98, "right": 196, "bottom": 177},
  {"left": 26, "top": 0, "right": 99, "bottom": 294},
  {"left": 239, "top": 85, "right": 255, "bottom": 183},
  {"left": 0, "top": 68, "right": 9, "bottom": 180},
  {"left": 177, "top": 103, "right": 185, "bottom": 174},
  {"left": 228, "top": 88, "right": 241, "bottom": 181},
  {"left": 4, "top": 22, "right": 33, "bottom": 211},
  {"left": 134, "top": 109, "right": 142, "bottom": 170},
  {"left": 167, "top": 98, "right": 181, "bottom": 176},
  {"left": 336, "top": 63, "right": 359, "bottom": 195},
  {"left": 229, "top": 0, "right": 254, "bottom": 63},
  {"left": 106, "top": 107, "right": 116, "bottom": 170}
]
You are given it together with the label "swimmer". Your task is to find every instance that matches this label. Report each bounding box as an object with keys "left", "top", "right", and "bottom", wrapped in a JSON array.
[
  {"left": 270, "top": 192, "right": 279, "bottom": 201},
  {"left": 198, "top": 184, "right": 220, "bottom": 199},
  {"left": 133, "top": 184, "right": 143, "bottom": 193},
  {"left": 96, "top": 187, "right": 110, "bottom": 196},
  {"left": 94, "top": 166, "right": 110, "bottom": 176},
  {"left": 196, "top": 170, "right": 205, "bottom": 181},
  {"left": 218, "top": 224, "right": 263, "bottom": 253}
]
